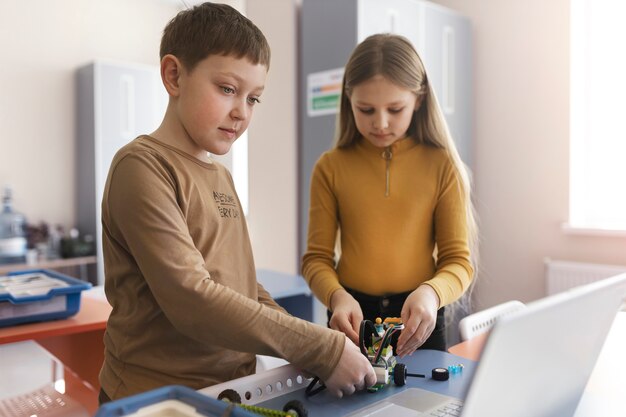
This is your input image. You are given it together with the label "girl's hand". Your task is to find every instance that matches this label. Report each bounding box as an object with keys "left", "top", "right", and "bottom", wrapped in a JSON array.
[
  {"left": 396, "top": 285, "right": 440, "bottom": 356},
  {"left": 329, "top": 289, "right": 363, "bottom": 345}
]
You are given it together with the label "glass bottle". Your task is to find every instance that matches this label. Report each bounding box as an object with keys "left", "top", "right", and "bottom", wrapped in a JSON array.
[{"left": 0, "top": 187, "right": 27, "bottom": 264}]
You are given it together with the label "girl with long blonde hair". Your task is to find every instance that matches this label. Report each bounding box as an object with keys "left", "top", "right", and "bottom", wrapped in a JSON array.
[{"left": 302, "top": 33, "right": 478, "bottom": 353}]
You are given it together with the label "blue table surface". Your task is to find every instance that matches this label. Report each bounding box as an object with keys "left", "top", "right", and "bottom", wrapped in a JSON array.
[
  {"left": 256, "top": 269, "right": 311, "bottom": 299},
  {"left": 256, "top": 350, "right": 475, "bottom": 416}
]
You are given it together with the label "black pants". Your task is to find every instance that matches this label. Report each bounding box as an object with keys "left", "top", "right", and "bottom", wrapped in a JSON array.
[
  {"left": 99, "top": 388, "right": 111, "bottom": 405},
  {"left": 328, "top": 287, "right": 446, "bottom": 351}
]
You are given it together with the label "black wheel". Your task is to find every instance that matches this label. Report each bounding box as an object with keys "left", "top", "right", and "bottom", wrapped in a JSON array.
[
  {"left": 217, "top": 388, "right": 242, "bottom": 403},
  {"left": 283, "top": 399, "right": 308, "bottom": 417},
  {"left": 393, "top": 363, "right": 407, "bottom": 386}
]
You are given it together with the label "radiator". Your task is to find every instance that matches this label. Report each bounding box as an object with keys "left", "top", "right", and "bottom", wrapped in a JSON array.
[{"left": 544, "top": 258, "right": 626, "bottom": 295}]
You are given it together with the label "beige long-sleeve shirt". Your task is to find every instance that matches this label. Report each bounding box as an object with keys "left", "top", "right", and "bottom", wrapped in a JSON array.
[
  {"left": 302, "top": 137, "right": 473, "bottom": 308},
  {"left": 99, "top": 136, "right": 344, "bottom": 399}
]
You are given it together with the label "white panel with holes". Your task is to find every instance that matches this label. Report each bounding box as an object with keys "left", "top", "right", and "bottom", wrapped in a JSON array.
[{"left": 198, "top": 364, "right": 312, "bottom": 405}]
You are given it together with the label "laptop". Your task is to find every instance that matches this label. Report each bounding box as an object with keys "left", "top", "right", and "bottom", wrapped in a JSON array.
[{"left": 348, "top": 273, "right": 626, "bottom": 417}]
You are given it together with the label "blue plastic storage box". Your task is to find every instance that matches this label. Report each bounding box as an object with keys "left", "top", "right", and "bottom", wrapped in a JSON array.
[
  {"left": 0, "top": 269, "right": 92, "bottom": 327},
  {"left": 95, "top": 385, "right": 257, "bottom": 417}
]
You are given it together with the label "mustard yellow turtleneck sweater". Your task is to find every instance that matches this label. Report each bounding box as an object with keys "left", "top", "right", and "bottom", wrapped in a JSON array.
[{"left": 302, "top": 137, "right": 473, "bottom": 308}]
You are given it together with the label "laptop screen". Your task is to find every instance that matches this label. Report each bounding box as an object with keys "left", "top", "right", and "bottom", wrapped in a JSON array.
[
  {"left": 461, "top": 273, "right": 626, "bottom": 417},
  {"left": 346, "top": 274, "right": 626, "bottom": 417}
]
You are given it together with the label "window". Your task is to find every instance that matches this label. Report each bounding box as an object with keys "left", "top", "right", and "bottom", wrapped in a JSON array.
[{"left": 569, "top": 0, "right": 626, "bottom": 232}]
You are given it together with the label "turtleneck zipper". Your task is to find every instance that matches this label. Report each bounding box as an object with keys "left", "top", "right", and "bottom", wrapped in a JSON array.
[{"left": 382, "top": 147, "right": 393, "bottom": 197}]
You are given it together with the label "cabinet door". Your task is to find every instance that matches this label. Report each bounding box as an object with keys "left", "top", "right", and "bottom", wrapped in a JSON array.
[
  {"left": 95, "top": 62, "right": 167, "bottom": 188},
  {"left": 357, "top": 0, "right": 422, "bottom": 45},
  {"left": 93, "top": 62, "right": 167, "bottom": 284},
  {"left": 421, "top": 4, "right": 472, "bottom": 167}
]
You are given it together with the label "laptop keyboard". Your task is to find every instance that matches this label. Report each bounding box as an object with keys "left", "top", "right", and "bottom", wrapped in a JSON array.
[{"left": 427, "top": 400, "right": 464, "bottom": 416}]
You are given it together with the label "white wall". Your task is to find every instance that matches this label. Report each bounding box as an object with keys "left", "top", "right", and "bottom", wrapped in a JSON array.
[
  {"left": 431, "top": 0, "right": 626, "bottom": 310},
  {"left": 0, "top": 0, "right": 176, "bottom": 228},
  {"left": 246, "top": 0, "right": 299, "bottom": 275}
]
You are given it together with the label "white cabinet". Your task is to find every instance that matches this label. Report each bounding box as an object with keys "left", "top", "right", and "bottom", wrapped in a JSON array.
[
  {"left": 76, "top": 61, "right": 168, "bottom": 284},
  {"left": 357, "top": 0, "right": 423, "bottom": 44}
]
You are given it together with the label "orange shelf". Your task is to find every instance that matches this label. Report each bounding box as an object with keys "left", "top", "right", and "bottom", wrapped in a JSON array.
[
  {"left": 0, "top": 296, "right": 111, "bottom": 393},
  {"left": 447, "top": 332, "right": 489, "bottom": 361},
  {"left": 0, "top": 295, "right": 111, "bottom": 344}
]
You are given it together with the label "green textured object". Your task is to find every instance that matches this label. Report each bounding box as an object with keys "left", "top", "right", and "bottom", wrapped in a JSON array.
[
  {"left": 218, "top": 389, "right": 308, "bottom": 417},
  {"left": 367, "top": 383, "right": 385, "bottom": 393}
]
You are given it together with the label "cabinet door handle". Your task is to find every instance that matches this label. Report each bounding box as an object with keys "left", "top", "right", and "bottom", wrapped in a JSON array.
[
  {"left": 387, "top": 9, "right": 398, "bottom": 33},
  {"left": 442, "top": 25, "right": 455, "bottom": 115},
  {"left": 120, "top": 74, "right": 136, "bottom": 137}
]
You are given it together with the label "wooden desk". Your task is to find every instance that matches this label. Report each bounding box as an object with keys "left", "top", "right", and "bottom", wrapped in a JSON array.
[
  {"left": 0, "top": 293, "right": 111, "bottom": 389},
  {"left": 448, "top": 312, "right": 626, "bottom": 417},
  {"left": 448, "top": 332, "right": 489, "bottom": 361},
  {"left": 0, "top": 292, "right": 110, "bottom": 413}
]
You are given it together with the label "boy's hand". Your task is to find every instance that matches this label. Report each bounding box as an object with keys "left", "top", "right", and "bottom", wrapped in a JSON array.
[
  {"left": 324, "top": 335, "right": 377, "bottom": 398},
  {"left": 329, "top": 290, "right": 363, "bottom": 345},
  {"left": 396, "top": 285, "right": 440, "bottom": 356}
]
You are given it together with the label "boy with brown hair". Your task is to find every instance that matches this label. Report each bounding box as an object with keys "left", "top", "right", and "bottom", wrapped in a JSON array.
[{"left": 98, "top": 2, "right": 375, "bottom": 402}]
